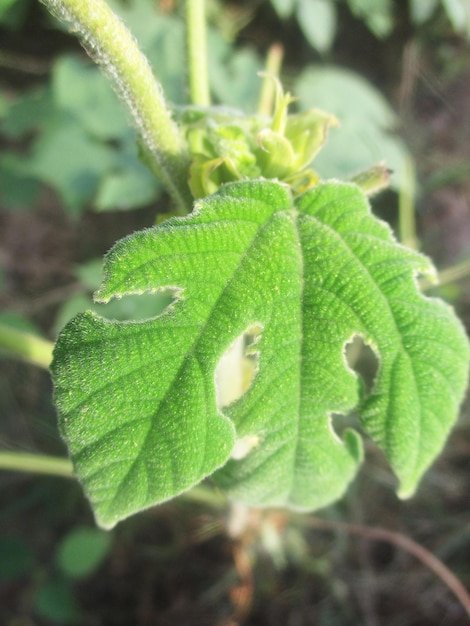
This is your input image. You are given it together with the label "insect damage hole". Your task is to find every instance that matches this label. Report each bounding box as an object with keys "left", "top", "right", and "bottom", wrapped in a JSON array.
[
  {"left": 331, "top": 334, "right": 380, "bottom": 438},
  {"left": 96, "top": 287, "right": 179, "bottom": 321},
  {"left": 215, "top": 323, "right": 263, "bottom": 409},
  {"left": 215, "top": 324, "right": 263, "bottom": 460},
  {"left": 344, "top": 333, "right": 380, "bottom": 395}
]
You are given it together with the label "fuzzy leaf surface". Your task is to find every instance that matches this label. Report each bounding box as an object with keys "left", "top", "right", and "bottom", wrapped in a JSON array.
[{"left": 51, "top": 180, "right": 469, "bottom": 528}]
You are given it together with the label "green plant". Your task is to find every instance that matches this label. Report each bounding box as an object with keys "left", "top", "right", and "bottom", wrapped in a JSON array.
[
  {"left": 0, "top": 0, "right": 469, "bottom": 534},
  {"left": 0, "top": 525, "right": 111, "bottom": 624},
  {"left": 268, "top": 0, "right": 470, "bottom": 53}
]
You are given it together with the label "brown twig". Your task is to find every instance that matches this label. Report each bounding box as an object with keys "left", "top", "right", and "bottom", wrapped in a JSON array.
[{"left": 307, "top": 516, "right": 470, "bottom": 619}]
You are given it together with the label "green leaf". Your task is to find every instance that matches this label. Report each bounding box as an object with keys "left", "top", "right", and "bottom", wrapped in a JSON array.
[
  {"left": 52, "top": 56, "right": 129, "bottom": 141},
  {"left": 207, "top": 30, "right": 263, "bottom": 112},
  {"left": 0, "top": 87, "right": 53, "bottom": 139},
  {"left": 296, "top": 0, "right": 337, "bottom": 53},
  {"left": 0, "top": 0, "right": 18, "bottom": 18},
  {"left": 270, "top": 0, "right": 297, "bottom": 19},
  {"left": 29, "top": 119, "right": 116, "bottom": 215},
  {"left": 409, "top": 0, "right": 439, "bottom": 24},
  {"left": 57, "top": 527, "right": 112, "bottom": 579},
  {"left": 347, "top": 0, "right": 394, "bottom": 38},
  {"left": 95, "top": 156, "right": 161, "bottom": 211},
  {"left": 442, "top": 0, "right": 470, "bottom": 35},
  {"left": 0, "top": 0, "right": 28, "bottom": 28},
  {"left": 52, "top": 180, "right": 469, "bottom": 528},
  {"left": 0, "top": 153, "right": 40, "bottom": 210}
]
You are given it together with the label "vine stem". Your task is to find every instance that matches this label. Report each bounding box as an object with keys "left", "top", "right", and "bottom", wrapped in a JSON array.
[
  {"left": 0, "top": 323, "right": 53, "bottom": 369},
  {"left": 40, "top": 0, "right": 193, "bottom": 213},
  {"left": 0, "top": 451, "right": 73, "bottom": 477},
  {"left": 307, "top": 516, "right": 470, "bottom": 619},
  {"left": 0, "top": 450, "right": 227, "bottom": 508},
  {"left": 185, "top": 0, "right": 210, "bottom": 106}
]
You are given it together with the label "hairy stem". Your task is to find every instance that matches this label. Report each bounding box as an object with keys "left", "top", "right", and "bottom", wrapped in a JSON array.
[
  {"left": 0, "top": 451, "right": 73, "bottom": 477},
  {"left": 186, "top": 0, "right": 210, "bottom": 107},
  {"left": 0, "top": 323, "right": 53, "bottom": 369},
  {"left": 40, "top": 0, "right": 193, "bottom": 212}
]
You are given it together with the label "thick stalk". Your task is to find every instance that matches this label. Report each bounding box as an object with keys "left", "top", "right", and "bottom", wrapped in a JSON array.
[
  {"left": 0, "top": 323, "right": 53, "bottom": 369},
  {"left": 185, "top": 0, "right": 210, "bottom": 106},
  {"left": 40, "top": 0, "right": 193, "bottom": 213}
]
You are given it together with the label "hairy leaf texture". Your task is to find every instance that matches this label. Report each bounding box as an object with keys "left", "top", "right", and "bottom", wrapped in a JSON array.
[{"left": 52, "top": 180, "right": 469, "bottom": 528}]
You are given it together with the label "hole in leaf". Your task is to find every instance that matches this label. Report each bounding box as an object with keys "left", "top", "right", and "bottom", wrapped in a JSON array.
[
  {"left": 95, "top": 288, "right": 178, "bottom": 321},
  {"left": 331, "top": 411, "right": 361, "bottom": 438},
  {"left": 345, "top": 334, "right": 380, "bottom": 395},
  {"left": 215, "top": 323, "right": 262, "bottom": 409},
  {"left": 331, "top": 335, "right": 380, "bottom": 440},
  {"left": 231, "top": 434, "right": 262, "bottom": 460}
]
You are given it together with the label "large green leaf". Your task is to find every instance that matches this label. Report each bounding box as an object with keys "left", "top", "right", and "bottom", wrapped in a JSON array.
[{"left": 51, "top": 180, "right": 469, "bottom": 528}]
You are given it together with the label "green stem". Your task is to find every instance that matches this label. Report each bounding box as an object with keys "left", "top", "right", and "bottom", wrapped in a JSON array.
[
  {"left": 185, "top": 0, "right": 210, "bottom": 106},
  {"left": 40, "top": 0, "right": 193, "bottom": 213},
  {"left": 0, "top": 449, "right": 227, "bottom": 507},
  {"left": 0, "top": 323, "right": 53, "bottom": 369},
  {"left": 0, "top": 451, "right": 74, "bottom": 477},
  {"left": 181, "top": 484, "right": 227, "bottom": 508},
  {"left": 257, "top": 43, "right": 284, "bottom": 117},
  {"left": 437, "top": 258, "right": 470, "bottom": 286},
  {"left": 399, "top": 155, "right": 418, "bottom": 250},
  {"left": 420, "top": 257, "right": 470, "bottom": 291}
]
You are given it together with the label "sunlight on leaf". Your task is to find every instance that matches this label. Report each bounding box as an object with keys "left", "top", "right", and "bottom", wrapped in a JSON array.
[{"left": 52, "top": 180, "right": 469, "bottom": 528}]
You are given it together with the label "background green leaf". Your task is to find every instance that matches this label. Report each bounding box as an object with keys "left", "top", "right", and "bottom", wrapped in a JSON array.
[
  {"left": 347, "top": 0, "right": 394, "bottom": 38},
  {"left": 28, "top": 120, "right": 116, "bottom": 215},
  {"left": 57, "top": 526, "right": 112, "bottom": 579},
  {"left": 52, "top": 56, "right": 129, "bottom": 141},
  {"left": 296, "top": 0, "right": 337, "bottom": 53},
  {"left": 295, "top": 65, "right": 410, "bottom": 189},
  {"left": 409, "top": 0, "right": 440, "bottom": 24},
  {"left": 269, "top": 0, "right": 297, "bottom": 19}
]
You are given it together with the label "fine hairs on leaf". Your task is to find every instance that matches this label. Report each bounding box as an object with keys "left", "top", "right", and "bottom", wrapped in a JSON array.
[
  {"left": 24, "top": 0, "right": 467, "bottom": 532},
  {"left": 52, "top": 180, "right": 469, "bottom": 529}
]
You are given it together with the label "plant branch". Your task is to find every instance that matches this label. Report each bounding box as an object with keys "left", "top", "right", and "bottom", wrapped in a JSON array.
[
  {"left": 185, "top": 0, "right": 210, "bottom": 107},
  {"left": 40, "top": 0, "right": 193, "bottom": 213},
  {"left": 0, "top": 451, "right": 74, "bottom": 477},
  {"left": 307, "top": 516, "right": 470, "bottom": 619},
  {"left": 0, "top": 323, "right": 53, "bottom": 369}
]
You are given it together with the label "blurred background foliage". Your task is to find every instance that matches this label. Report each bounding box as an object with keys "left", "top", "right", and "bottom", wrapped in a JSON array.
[{"left": 1, "top": 0, "right": 470, "bottom": 624}]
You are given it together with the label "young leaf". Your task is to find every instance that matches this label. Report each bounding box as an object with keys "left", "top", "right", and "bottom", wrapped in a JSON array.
[{"left": 51, "top": 180, "right": 469, "bottom": 529}]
